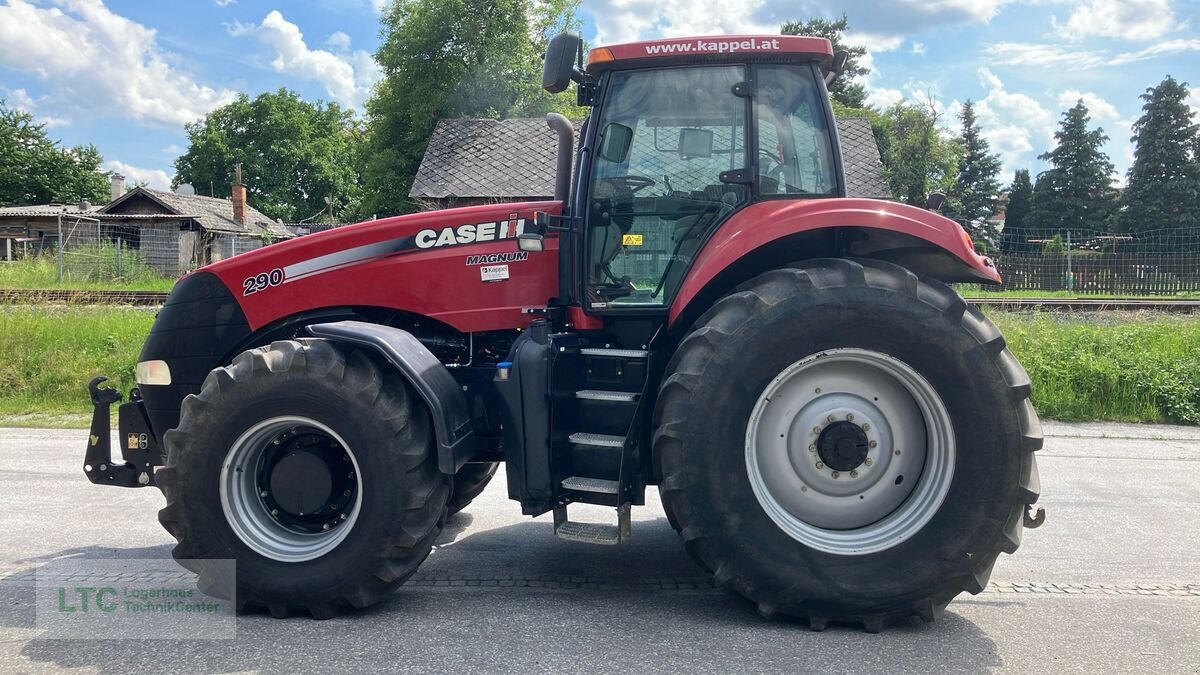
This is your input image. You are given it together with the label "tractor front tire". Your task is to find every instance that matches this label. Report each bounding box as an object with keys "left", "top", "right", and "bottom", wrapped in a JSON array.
[
  {"left": 653, "top": 259, "right": 1041, "bottom": 631},
  {"left": 448, "top": 462, "right": 499, "bottom": 516},
  {"left": 157, "top": 339, "right": 450, "bottom": 618}
]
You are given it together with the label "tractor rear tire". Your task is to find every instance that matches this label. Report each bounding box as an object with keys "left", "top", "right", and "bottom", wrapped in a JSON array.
[
  {"left": 157, "top": 339, "right": 450, "bottom": 618},
  {"left": 653, "top": 259, "right": 1041, "bottom": 631},
  {"left": 448, "top": 463, "right": 499, "bottom": 516}
]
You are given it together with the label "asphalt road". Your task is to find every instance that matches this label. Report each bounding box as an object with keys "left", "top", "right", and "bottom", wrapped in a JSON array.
[{"left": 1, "top": 422, "right": 1198, "bottom": 674}]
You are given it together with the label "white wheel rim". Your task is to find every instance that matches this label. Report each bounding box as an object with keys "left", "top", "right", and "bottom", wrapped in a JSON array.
[
  {"left": 744, "top": 348, "right": 956, "bottom": 555},
  {"left": 220, "top": 416, "right": 363, "bottom": 563}
]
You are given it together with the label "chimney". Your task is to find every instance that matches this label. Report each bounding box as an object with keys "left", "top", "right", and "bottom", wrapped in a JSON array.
[
  {"left": 110, "top": 174, "right": 125, "bottom": 202},
  {"left": 231, "top": 163, "right": 246, "bottom": 225}
]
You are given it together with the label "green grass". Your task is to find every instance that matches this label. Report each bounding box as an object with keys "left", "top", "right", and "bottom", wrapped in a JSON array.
[
  {"left": 1, "top": 306, "right": 1198, "bottom": 428},
  {"left": 990, "top": 311, "right": 1200, "bottom": 424},
  {"left": 0, "top": 305, "right": 156, "bottom": 427},
  {"left": 0, "top": 245, "right": 177, "bottom": 291}
]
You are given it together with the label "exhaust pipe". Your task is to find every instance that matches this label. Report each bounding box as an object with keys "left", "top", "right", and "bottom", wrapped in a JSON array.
[{"left": 546, "top": 113, "right": 574, "bottom": 203}]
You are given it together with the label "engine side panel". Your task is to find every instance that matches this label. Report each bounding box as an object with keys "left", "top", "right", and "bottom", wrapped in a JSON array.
[
  {"left": 668, "top": 198, "right": 1000, "bottom": 326},
  {"left": 205, "top": 201, "right": 562, "bottom": 333}
]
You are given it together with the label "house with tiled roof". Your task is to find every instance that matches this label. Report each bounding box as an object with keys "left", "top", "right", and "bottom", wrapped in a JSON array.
[
  {"left": 0, "top": 175, "right": 294, "bottom": 274},
  {"left": 409, "top": 116, "right": 890, "bottom": 209}
]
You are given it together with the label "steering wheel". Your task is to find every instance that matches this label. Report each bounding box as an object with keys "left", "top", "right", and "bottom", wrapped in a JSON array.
[{"left": 602, "top": 175, "right": 656, "bottom": 193}]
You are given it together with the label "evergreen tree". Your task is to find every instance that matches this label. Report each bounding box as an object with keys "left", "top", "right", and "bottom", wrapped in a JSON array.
[
  {"left": 1120, "top": 76, "right": 1200, "bottom": 234},
  {"left": 1027, "top": 100, "right": 1116, "bottom": 234},
  {"left": 946, "top": 100, "right": 1002, "bottom": 251},
  {"left": 781, "top": 15, "right": 868, "bottom": 108},
  {"left": 999, "top": 169, "right": 1033, "bottom": 255}
]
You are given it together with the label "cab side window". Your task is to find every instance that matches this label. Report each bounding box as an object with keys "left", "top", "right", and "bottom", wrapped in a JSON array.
[{"left": 755, "top": 65, "right": 837, "bottom": 196}]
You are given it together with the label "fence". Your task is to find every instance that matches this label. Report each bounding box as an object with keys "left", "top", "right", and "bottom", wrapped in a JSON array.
[
  {"left": 6, "top": 216, "right": 280, "bottom": 285},
  {"left": 972, "top": 227, "right": 1200, "bottom": 296}
]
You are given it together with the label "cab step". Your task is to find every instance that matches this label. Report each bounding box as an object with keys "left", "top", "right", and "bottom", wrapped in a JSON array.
[
  {"left": 575, "top": 389, "right": 639, "bottom": 402},
  {"left": 562, "top": 476, "right": 619, "bottom": 494},
  {"left": 568, "top": 432, "right": 625, "bottom": 448},
  {"left": 553, "top": 503, "right": 631, "bottom": 545}
]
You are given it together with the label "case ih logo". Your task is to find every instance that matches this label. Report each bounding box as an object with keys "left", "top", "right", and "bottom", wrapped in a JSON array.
[
  {"left": 644, "top": 38, "right": 783, "bottom": 55},
  {"left": 415, "top": 212, "right": 526, "bottom": 249}
]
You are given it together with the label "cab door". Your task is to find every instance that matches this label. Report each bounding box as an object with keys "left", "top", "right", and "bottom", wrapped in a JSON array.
[{"left": 581, "top": 65, "right": 750, "bottom": 311}]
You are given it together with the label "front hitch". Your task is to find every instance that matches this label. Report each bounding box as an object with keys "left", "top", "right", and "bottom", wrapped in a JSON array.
[{"left": 84, "top": 376, "right": 157, "bottom": 488}]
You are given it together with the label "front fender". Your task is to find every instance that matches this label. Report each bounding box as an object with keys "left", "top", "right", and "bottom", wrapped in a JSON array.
[
  {"left": 669, "top": 198, "right": 999, "bottom": 326},
  {"left": 306, "top": 321, "right": 475, "bottom": 474}
]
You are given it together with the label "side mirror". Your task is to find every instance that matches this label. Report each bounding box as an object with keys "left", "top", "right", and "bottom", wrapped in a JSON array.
[
  {"left": 926, "top": 192, "right": 947, "bottom": 213},
  {"left": 678, "top": 127, "right": 714, "bottom": 159},
  {"left": 598, "top": 123, "right": 634, "bottom": 163},
  {"left": 543, "top": 32, "right": 583, "bottom": 94},
  {"left": 824, "top": 50, "right": 849, "bottom": 85}
]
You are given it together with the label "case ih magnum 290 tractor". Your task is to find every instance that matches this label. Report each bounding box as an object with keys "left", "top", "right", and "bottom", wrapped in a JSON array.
[{"left": 83, "top": 33, "right": 1043, "bottom": 630}]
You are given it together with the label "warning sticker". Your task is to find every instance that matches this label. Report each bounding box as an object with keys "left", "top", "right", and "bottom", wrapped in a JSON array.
[
  {"left": 481, "top": 264, "right": 509, "bottom": 282},
  {"left": 622, "top": 234, "right": 644, "bottom": 246}
]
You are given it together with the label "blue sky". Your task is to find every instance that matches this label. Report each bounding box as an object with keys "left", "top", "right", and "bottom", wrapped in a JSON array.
[{"left": 1, "top": 0, "right": 1196, "bottom": 193}]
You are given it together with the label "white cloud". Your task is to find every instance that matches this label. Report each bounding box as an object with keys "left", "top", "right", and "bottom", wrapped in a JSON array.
[
  {"left": 585, "top": 0, "right": 1020, "bottom": 45},
  {"left": 2, "top": 86, "right": 70, "bottom": 128},
  {"left": 1115, "top": 38, "right": 1200, "bottom": 61},
  {"left": 161, "top": 144, "right": 184, "bottom": 155},
  {"left": 1053, "top": 0, "right": 1177, "bottom": 42},
  {"left": 231, "top": 11, "right": 379, "bottom": 109},
  {"left": 0, "top": 0, "right": 236, "bottom": 128},
  {"left": 214, "top": 0, "right": 237, "bottom": 6},
  {"left": 984, "top": 38, "right": 1200, "bottom": 71},
  {"left": 974, "top": 68, "right": 1056, "bottom": 175},
  {"left": 1057, "top": 90, "right": 1120, "bottom": 122},
  {"left": 104, "top": 160, "right": 172, "bottom": 190},
  {"left": 983, "top": 42, "right": 1109, "bottom": 70},
  {"left": 326, "top": 31, "right": 352, "bottom": 52},
  {"left": 911, "top": 42, "right": 927, "bottom": 55},
  {"left": 370, "top": 0, "right": 388, "bottom": 11}
]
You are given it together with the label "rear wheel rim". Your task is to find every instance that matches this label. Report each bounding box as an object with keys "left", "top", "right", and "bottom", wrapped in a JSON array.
[
  {"left": 744, "top": 348, "right": 956, "bottom": 555},
  {"left": 220, "top": 416, "right": 363, "bottom": 563}
]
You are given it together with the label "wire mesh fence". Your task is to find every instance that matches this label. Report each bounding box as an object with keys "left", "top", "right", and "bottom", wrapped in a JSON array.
[
  {"left": 968, "top": 227, "right": 1200, "bottom": 296},
  {"left": 2, "top": 217, "right": 281, "bottom": 287}
]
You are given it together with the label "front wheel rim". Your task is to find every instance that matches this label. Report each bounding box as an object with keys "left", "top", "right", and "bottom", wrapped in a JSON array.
[
  {"left": 745, "top": 348, "right": 956, "bottom": 555},
  {"left": 220, "top": 416, "right": 363, "bottom": 563}
]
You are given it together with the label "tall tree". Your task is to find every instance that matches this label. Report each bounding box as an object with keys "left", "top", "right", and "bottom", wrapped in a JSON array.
[
  {"left": 360, "top": 0, "right": 581, "bottom": 217},
  {"left": 173, "top": 89, "right": 363, "bottom": 223},
  {"left": 1027, "top": 100, "right": 1116, "bottom": 233},
  {"left": 946, "top": 100, "right": 1002, "bottom": 250},
  {"left": 0, "top": 100, "right": 109, "bottom": 206},
  {"left": 780, "top": 14, "right": 868, "bottom": 108},
  {"left": 872, "top": 100, "right": 961, "bottom": 206},
  {"left": 1120, "top": 76, "right": 1200, "bottom": 233},
  {"left": 999, "top": 169, "right": 1033, "bottom": 255}
]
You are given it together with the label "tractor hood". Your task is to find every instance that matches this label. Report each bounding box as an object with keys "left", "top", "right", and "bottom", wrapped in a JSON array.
[{"left": 198, "top": 200, "right": 562, "bottom": 333}]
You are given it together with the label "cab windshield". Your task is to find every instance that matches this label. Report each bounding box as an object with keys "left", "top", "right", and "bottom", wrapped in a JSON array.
[{"left": 585, "top": 64, "right": 835, "bottom": 307}]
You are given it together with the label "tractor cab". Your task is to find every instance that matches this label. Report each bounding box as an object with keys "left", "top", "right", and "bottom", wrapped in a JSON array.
[{"left": 528, "top": 34, "right": 844, "bottom": 311}]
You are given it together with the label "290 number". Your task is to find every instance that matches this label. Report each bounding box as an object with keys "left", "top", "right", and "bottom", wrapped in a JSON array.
[{"left": 242, "top": 268, "right": 284, "bottom": 296}]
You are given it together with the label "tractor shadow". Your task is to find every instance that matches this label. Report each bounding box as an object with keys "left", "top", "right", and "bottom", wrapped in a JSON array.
[{"left": 7, "top": 516, "right": 1003, "bottom": 673}]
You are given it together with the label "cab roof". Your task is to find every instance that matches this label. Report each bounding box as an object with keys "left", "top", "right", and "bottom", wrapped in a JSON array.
[{"left": 586, "top": 35, "right": 834, "bottom": 72}]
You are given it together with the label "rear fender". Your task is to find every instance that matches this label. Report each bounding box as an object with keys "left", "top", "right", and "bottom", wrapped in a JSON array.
[
  {"left": 306, "top": 321, "right": 475, "bottom": 474},
  {"left": 669, "top": 198, "right": 999, "bottom": 328}
]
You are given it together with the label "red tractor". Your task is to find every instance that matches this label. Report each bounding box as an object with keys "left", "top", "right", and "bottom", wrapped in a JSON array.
[{"left": 83, "top": 33, "right": 1042, "bottom": 630}]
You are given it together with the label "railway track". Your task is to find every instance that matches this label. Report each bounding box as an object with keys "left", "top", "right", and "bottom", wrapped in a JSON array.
[
  {"left": 0, "top": 289, "right": 168, "bottom": 306},
  {"left": 2, "top": 289, "right": 1199, "bottom": 312}
]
